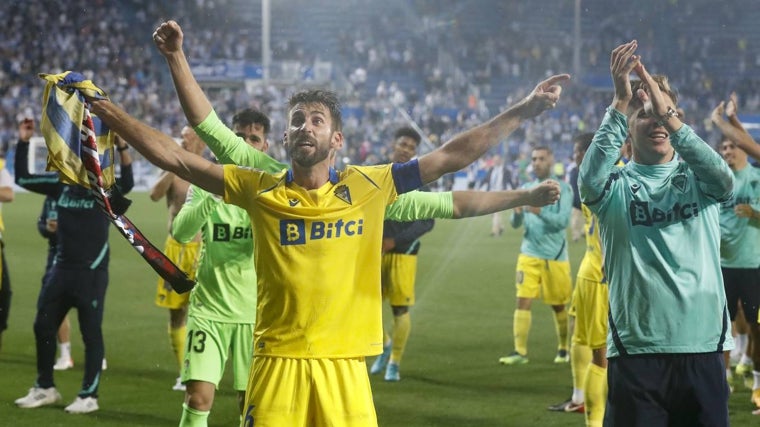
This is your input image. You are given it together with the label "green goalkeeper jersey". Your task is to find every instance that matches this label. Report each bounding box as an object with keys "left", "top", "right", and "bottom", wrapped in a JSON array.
[{"left": 173, "top": 186, "right": 257, "bottom": 322}]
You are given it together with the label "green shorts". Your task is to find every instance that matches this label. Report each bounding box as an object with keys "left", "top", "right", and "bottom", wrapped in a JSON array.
[{"left": 181, "top": 315, "right": 254, "bottom": 390}]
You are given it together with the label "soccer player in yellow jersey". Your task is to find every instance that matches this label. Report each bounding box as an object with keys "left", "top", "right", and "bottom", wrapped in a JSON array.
[
  {"left": 550, "top": 134, "right": 630, "bottom": 424},
  {"left": 570, "top": 203, "right": 608, "bottom": 426},
  {"left": 87, "top": 20, "right": 568, "bottom": 427},
  {"left": 548, "top": 133, "right": 595, "bottom": 415}
]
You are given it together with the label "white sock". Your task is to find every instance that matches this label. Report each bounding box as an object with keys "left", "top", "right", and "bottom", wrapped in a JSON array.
[
  {"left": 571, "top": 388, "right": 584, "bottom": 405},
  {"left": 734, "top": 334, "right": 748, "bottom": 357},
  {"left": 741, "top": 354, "right": 753, "bottom": 366},
  {"left": 59, "top": 342, "right": 71, "bottom": 360}
]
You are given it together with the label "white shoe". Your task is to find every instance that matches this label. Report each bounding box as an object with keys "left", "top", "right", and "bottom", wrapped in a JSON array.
[
  {"left": 64, "top": 396, "right": 99, "bottom": 414},
  {"left": 101, "top": 358, "right": 107, "bottom": 370},
  {"left": 15, "top": 387, "right": 62, "bottom": 408},
  {"left": 172, "top": 376, "right": 186, "bottom": 391},
  {"left": 53, "top": 356, "right": 74, "bottom": 371}
]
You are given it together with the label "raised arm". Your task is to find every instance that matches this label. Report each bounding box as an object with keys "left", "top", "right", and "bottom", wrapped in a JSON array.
[
  {"left": 150, "top": 170, "right": 175, "bottom": 201},
  {"left": 712, "top": 94, "right": 760, "bottom": 162},
  {"left": 634, "top": 62, "right": 733, "bottom": 200},
  {"left": 114, "top": 134, "right": 134, "bottom": 194},
  {"left": 416, "top": 74, "right": 570, "bottom": 184},
  {"left": 14, "top": 121, "right": 61, "bottom": 196},
  {"left": 89, "top": 98, "right": 224, "bottom": 195},
  {"left": 172, "top": 185, "right": 219, "bottom": 243},
  {"left": 153, "top": 20, "right": 211, "bottom": 126},
  {"left": 579, "top": 41, "right": 640, "bottom": 205}
]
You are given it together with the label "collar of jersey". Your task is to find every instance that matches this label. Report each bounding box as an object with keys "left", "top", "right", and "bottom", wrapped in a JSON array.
[{"left": 286, "top": 167, "right": 339, "bottom": 185}]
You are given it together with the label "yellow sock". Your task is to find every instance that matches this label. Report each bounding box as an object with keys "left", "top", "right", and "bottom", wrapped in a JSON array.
[
  {"left": 513, "top": 309, "right": 532, "bottom": 356},
  {"left": 584, "top": 363, "right": 608, "bottom": 427},
  {"left": 571, "top": 342, "right": 592, "bottom": 395},
  {"left": 179, "top": 402, "right": 210, "bottom": 427},
  {"left": 390, "top": 312, "right": 411, "bottom": 364},
  {"left": 169, "top": 324, "right": 187, "bottom": 369},
  {"left": 553, "top": 310, "right": 569, "bottom": 351}
]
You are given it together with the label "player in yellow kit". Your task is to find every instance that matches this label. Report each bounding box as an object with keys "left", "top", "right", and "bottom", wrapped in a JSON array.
[{"left": 88, "top": 19, "right": 569, "bottom": 426}]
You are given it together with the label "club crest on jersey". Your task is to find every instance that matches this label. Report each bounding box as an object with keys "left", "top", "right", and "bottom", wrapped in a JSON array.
[
  {"left": 279, "top": 218, "right": 364, "bottom": 245},
  {"left": 630, "top": 183, "right": 641, "bottom": 194},
  {"left": 334, "top": 185, "right": 352, "bottom": 205},
  {"left": 289, "top": 198, "right": 300, "bottom": 207},
  {"left": 671, "top": 174, "right": 688, "bottom": 193}
]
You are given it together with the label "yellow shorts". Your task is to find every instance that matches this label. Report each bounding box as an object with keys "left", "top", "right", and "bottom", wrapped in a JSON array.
[
  {"left": 242, "top": 356, "right": 377, "bottom": 427},
  {"left": 571, "top": 276, "right": 609, "bottom": 349},
  {"left": 381, "top": 253, "right": 417, "bottom": 306},
  {"left": 155, "top": 236, "right": 200, "bottom": 309},
  {"left": 515, "top": 254, "right": 571, "bottom": 305}
]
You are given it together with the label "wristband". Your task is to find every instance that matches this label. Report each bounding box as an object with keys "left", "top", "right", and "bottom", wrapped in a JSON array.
[{"left": 117, "top": 145, "right": 129, "bottom": 152}]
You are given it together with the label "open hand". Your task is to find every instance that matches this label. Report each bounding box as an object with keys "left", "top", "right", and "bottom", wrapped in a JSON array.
[
  {"left": 610, "top": 41, "right": 640, "bottom": 112},
  {"left": 633, "top": 60, "right": 678, "bottom": 127},
  {"left": 711, "top": 101, "right": 726, "bottom": 125},
  {"left": 726, "top": 92, "right": 738, "bottom": 118}
]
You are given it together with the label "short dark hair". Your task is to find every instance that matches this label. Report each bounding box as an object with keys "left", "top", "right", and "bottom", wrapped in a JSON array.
[
  {"left": 288, "top": 89, "right": 343, "bottom": 131},
  {"left": 573, "top": 132, "right": 595, "bottom": 153},
  {"left": 533, "top": 145, "right": 553, "bottom": 155},
  {"left": 393, "top": 126, "right": 421, "bottom": 146},
  {"left": 232, "top": 108, "right": 271, "bottom": 136}
]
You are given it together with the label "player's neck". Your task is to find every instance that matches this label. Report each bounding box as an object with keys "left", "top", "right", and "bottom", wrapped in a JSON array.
[{"left": 290, "top": 162, "right": 332, "bottom": 190}]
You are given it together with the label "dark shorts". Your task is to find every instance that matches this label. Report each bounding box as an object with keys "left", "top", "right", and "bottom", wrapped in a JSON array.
[
  {"left": 721, "top": 267, "right": 760, "bottom": 323},
  {"left": 605, "top": 353, "right": 729, "bottom": 427}
]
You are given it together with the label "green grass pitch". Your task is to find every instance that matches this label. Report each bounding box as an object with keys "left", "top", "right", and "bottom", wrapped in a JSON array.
[{"left": 0, "top": 193, "right": 755, "bottom": 426}]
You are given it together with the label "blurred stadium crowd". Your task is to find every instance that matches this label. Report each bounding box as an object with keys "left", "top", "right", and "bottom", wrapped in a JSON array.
[{"left": 2, "top": 0, "right": 759, "bottom": 188}]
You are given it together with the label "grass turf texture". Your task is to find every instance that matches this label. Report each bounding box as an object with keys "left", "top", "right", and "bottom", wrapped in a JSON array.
[{"left": 0, "top": 193, "right": 755, "bottom": 426}]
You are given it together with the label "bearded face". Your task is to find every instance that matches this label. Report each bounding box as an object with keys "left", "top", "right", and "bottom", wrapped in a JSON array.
[{"left": 286, "top": 102, "right": 338, "bottom": 168}]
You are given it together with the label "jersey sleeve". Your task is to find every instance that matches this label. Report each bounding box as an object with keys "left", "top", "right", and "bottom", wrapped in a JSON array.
[
  {"left": 116, "top": 163, "right": 134, "bottom": 194},
  {"left": 222, "top": 164, "right": 260, "bottom": 208},
  {"left": 172, "top": 184, "right": 219, "bottom": 243},
  {"left": 13, "top": 140, "right": 61, "bottom": 196},
  {"left": 670, "top": 124, "right": 734, "bottom": 202},
  {"left": 194, "top": 110, "right": 287, "bottom": 173},
  {"left": 391, "top": 159, "right": 424, "bottom": 195},
  {"left": 579, "top": 108, "right": 628, "bottom": 207},
  {"left": 384, "top": 191, "right": 454, "bottom": 220}
]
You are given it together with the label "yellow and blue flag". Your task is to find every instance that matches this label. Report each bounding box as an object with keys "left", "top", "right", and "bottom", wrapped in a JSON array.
[{"left": 39, "top": 71, "right": 115, "bottom": 189}]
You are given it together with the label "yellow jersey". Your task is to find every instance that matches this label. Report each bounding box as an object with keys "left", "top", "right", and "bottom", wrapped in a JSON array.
[
  {"left": 576, "top": 204, "right": 604, "bottom": 282},
  {"left": 224, "top": 164, "right": 402, "bottom": 358}
]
